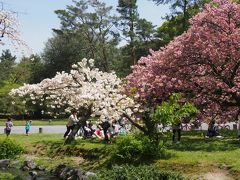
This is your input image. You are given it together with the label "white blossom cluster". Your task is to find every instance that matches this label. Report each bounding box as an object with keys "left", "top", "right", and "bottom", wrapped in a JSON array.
[
  {"left": 10, "top": 58, "right": 138, "bottom": 122},
  {"left": 0, "top": 9, "right": 28, "bottom": 50}
]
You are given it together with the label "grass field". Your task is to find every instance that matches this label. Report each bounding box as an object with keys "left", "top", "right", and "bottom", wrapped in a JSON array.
[
  {"left": 0, "top": 130, "right": 240, "bottom": 179},
  {"left": 0, "top": 119, "right": 67, "bottom": 126}
]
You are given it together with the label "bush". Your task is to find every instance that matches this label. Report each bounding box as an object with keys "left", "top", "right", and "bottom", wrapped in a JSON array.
[
  {"left": 113, "top": 134, "right": 165, "bottom": 163},
  {"left": 92, "top": 165, "right": 185, "bottom": 180},
  {"left": 0, "top": 172, "right": 14, "bottom": 180},
  {"left": 0, "top": 139, "right": 24, "bottom": 159}
]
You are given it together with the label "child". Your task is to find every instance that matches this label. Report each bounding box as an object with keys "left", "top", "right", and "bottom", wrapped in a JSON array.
[
  {"left": 5, "top": 117, "right": 13, "bottom": 137},
  {"left": 25, "top": 119, "right": 31, "bottom": 136}
]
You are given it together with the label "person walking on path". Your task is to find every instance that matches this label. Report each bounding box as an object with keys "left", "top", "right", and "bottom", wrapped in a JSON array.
[
  {"left": 5, "top": 117, "right": 13, "bottom": 137},
  {"left": 25, "top": 119, "right": 31, "bottom": 136},
  {"left": 64, "top": 109, "right": 78, "bottom": 138}
]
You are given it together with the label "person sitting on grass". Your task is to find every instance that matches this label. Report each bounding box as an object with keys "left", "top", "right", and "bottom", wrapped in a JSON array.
[
  {"left": 94, "top": 125, "right": 103, "bottom": 140},
  {"left": 206, "top": 119, "right": 219, "bottom": 138},
  {"left": 84, "top": 121, "right": 95, "bottom": 138},
  {"left": 5, "top": 117, "right": 13, "bottom": 137},
  {"left": 100, "top": 119, "right": 111, "bottom": 144}
]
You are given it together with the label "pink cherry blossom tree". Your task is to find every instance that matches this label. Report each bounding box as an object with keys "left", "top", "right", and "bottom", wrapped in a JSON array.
[{"left": 127, "top": 0, "right": 240, "bottom": 122}]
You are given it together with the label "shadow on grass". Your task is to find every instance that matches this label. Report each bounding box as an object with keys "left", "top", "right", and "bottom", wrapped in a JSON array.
[{"left": 166, "top": 130, "right": 240, "bottom": 152}]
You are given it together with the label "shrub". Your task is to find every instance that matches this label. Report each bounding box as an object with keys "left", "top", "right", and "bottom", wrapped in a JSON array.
[
  {"left": 92, "top": 165, "right": 185, "bottom": 180},
  {"left": 113, "top": 134, "right": 165, "bottom": 163},
  {"left": 0, "top": 172, "right": 15, "bottom": 180},
  {"left": 0, "top": 139, "right": 24, "bottom": 159}
]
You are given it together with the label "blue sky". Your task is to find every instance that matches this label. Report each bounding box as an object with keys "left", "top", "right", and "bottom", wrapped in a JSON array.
[{"left": 1, "top": 0, "right": 170, "bottom": 59}]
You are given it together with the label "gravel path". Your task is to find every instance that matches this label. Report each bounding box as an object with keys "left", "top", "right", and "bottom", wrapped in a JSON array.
[
  {"left": 0, "top": 125, "right": 66, "bottom": 134},
  {"left": 0, "top": 122, "right": 236, "bottom": 134}
]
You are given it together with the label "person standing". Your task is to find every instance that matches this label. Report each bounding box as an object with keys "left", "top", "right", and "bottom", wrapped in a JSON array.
[
  {"left": 64, "top": 110, "right": 78, "bottom": 138},
  {"left": 172, "top": 119, "right": 181, "bottom": 143},
  {"left": 5, "top": 117, "right": 13, "bottom": 137},
  {"left": 25, "top": 119, "right": 31, "bottom": 136}
]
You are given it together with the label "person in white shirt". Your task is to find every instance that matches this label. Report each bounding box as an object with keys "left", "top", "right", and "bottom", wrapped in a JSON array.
[{"left": 64, "top": 109, "right": 78, "bottom": 138}]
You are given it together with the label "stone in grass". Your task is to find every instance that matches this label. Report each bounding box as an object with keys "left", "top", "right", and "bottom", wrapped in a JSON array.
[
  {"left": 67, "top": 174, "right": 87, "bottom": 180},
  {"left": 59, "top": 167, "right": 71, "bottom": 179},
  {"left": 53, "top": 164, "right": 67, "bottom": 176},
  {"left": 76, "top": 168, "right": 84, "bottom": 178},
  {"left": 22, "top": 166, "right": 30, "bottom": 171},
  {"left": 36, "top": 165, "right": 46, "bottom": 171},
  {"left": 86, "top": 171, "right": 97, "bottom": 178},
  {"left": 29, "top": 171, "right": 38, "bottom": 180},
  {"left": 66, "top": 169, "right": 76, "bottom": 177},
  {"left": 0, "top": 159, "right": 10, "bottom": 169},
  {"left": 23, "top": 160, "right": 37, "bottom": 170}
]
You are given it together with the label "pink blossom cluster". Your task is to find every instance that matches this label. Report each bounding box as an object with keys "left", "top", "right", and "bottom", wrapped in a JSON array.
[{"left": 126, "top": 0, "right": 240, "bottom": 122}]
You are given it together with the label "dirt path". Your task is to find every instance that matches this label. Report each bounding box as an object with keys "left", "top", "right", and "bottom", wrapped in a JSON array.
[{"left": 198, "top": 169, "right": 234, "bottom": 180}]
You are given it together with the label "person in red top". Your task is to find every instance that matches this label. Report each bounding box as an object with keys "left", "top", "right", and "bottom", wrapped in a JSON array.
[{"left": 94, "top": 125, "right": 103, "bottom": 140}]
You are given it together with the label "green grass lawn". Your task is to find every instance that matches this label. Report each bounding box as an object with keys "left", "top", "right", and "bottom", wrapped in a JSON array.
[
  {"left": 0, "top": 130, "right": 240, "bottom": 179},
  {"left": 0, "top": 119, "right": 67, "bottom": 126}
]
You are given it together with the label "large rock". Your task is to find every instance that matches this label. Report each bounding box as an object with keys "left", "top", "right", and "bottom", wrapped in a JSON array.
[
  {"left": 86, "top": 171, "right": 97, "bottom": 179},
  {"left": 53, "top": 164, "right": 95, "bottom": 180},
  {"left": 29, "top": 171, "right": 38, "bottom": 180},
  {"left": 53, "top": 164, "right": 67, "bottom": 176},
  {"left": 36, "top": 165, "right": 46, "bottom": 171},
  {"left": 75, "top": 168, "right": 84, "bottom": 179},
  {"left": 59, "top": 167, "right": 71, "bottom": 179},
  {"left": 0, "top": 159, "right": 10, "bottom": 169},
  {"left": 23, "top": 160, "right": 37, "bottom": 170}
]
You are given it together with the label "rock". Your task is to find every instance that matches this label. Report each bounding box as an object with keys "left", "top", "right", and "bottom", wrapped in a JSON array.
[
  {"left": 66, "top": 169, "right": 76, "bottom": 177},
  {"left": 29, "top": 171, "right": 37, "bottom": 176},
  {"left": 59, "top": 167, "right": 71, "bottom": 179},
  {"left": 53, "top": 164, "right": 67, "bottom": 176},
  {"left": 52, "top": 164, "right": 90, "bottom": 180},
  {"left": 36, "top": 165, "right": 46, "bottom": 171},
  {"left": 22, "top": 166, "right": 30, "bottom": 171},
  {"left": 67, "top": 175, "right": 79, "bottom": 180},
  {"left": 23, "top": 160, "right": 37, "bottom": 170},
  {"left": 86, "top": 171, "right": 97, "bottom": 178},
  {"left": 0, "top": 159, "right": 10, "bottom": 169},
  {"left": 29, "top": 171, "right": 37, "bottom": 180},
  {"left": 76, "top": 168, "right": 84, "bottom": 178}
]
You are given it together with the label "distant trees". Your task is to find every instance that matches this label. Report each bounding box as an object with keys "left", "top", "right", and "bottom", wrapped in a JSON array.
[
  {"left": 42, "top": 0, "right": 119, "bottom": 77},
  {"left": 115, "top": 0, "right": 159, "bottom": 76}
]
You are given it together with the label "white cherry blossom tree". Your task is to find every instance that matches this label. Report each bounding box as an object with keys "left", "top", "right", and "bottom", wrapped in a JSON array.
[
  {"left": 10, "top": 58, "right": 138, "bottom": 142},
  {"left": 0, "top": 5, "right": 26, "bottom": 48}
]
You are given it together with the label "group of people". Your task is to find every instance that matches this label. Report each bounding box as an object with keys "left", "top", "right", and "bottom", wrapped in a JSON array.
[
  {"left": 63, "top": 110, "right": 130, "bottom": 143},
  {"left": 3, "top": 110, "right": 225, "bottom": 143},
  {"left": 4, "top": 117, "right": 32, "bottom": 136},
  {"left": 171, "top": 118, "right": 223, "bottom": 143}
]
